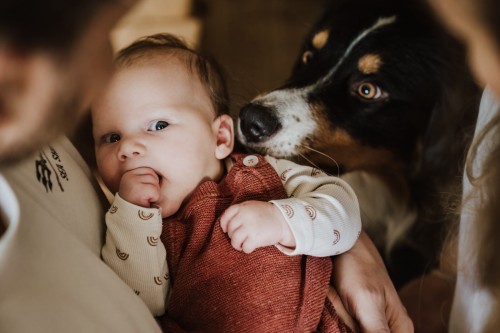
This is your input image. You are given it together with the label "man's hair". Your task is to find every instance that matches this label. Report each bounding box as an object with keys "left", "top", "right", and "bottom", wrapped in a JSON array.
[
  {"left": 115, "top": 33, "right": 230, "bottom": 117},
  {"left": 0, "top": 0, "right": 113, "bottom": 53}
]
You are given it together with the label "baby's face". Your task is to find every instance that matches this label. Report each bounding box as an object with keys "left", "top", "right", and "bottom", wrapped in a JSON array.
[{"left": 92, "top": 58, "right": 223, "bottom": 218}]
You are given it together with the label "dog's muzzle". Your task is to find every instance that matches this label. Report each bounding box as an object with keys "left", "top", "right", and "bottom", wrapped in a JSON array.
[{"left": 239, "top": 103, "right": 281, "bottom": 143}]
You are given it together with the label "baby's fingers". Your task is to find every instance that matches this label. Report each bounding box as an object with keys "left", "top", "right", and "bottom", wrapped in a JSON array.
[
  {"left": 228, "top": 226, "right": 247, "bottom": 251},
  {"left": 241, "top": 237, "right": 258, "bottom": 254},
  {"left": 220, "top": 205, "right": 240, "bottom": 233}
]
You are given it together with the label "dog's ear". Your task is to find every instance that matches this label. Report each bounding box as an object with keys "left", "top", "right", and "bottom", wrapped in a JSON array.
[{"left": 213, "top": 114, "right": 234, "bottom": 160}]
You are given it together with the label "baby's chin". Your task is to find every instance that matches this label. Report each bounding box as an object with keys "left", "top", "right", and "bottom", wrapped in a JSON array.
[{"left": 158, "top": 200, "right": 182, "bottom": 219}]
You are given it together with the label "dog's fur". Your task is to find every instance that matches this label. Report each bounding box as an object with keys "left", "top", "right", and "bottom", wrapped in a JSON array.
[{"left": 237, "top": 0, "right": 480, "bottom": 286}]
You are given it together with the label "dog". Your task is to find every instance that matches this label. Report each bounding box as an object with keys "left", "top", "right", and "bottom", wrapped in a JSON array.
[{"left": 236, "top": 0, "right": 479, "bottom": 287}]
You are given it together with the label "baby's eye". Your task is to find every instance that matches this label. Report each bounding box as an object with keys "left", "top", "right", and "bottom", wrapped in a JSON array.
[
  {"left": 147, "top": 120, "right": 169, "bottom": 131},
  {"left": 103, "top": 133, "right": 121, "bottom": 143}
]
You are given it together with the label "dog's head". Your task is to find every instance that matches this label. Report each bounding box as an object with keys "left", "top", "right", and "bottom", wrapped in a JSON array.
[{"left": 237, "top": 0, "right": 477, "bottom": 182}]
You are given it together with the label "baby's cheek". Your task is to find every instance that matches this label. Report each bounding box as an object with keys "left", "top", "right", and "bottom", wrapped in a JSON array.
[
  {"left": 103, "top": 173, "right": 120, "bottom": 194},
  {"left": 96, "top": 170, "right": 116, "bottom": 194},
  {"left": 158, "top": 196, "right": 183, "bottom": 219}
]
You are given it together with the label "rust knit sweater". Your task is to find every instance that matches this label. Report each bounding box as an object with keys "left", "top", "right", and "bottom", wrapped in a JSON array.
[{"left": 159, "top": 154, "right": 351, "bottom": 333}]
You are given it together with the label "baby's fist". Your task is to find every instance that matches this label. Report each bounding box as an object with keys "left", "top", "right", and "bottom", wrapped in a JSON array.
[{"left": 119, "top": 167, "right": 160, "bottom": 207}]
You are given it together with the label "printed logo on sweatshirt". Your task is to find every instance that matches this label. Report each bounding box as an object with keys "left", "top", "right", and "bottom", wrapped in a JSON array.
[{"left": 35, "top": 146, "right": 69, "bottom": 192}]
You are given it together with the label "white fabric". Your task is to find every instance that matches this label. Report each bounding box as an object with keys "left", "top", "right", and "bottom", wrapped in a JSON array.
[
  {"left": 264, "top": 155, "right": 361, "bottom": 256},
  {"left": 103, "top": 154, "right": 361, "bottom": 315},
  {"left": 449, "top": 87, "right": 500, "bottom": 333},
  {"left": 0, "top": 136, "right": 161, "bottom": 333}
]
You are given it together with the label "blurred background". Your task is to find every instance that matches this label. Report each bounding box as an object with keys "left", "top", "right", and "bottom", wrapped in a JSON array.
[{"left": 111, "top": 0, "right": 329, "bottom": 116}]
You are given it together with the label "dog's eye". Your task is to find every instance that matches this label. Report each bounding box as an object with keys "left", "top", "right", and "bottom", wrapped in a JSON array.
[
  {"left": 355, "top": 82, "right": 386, "bottom": 100},
  {"left": 302, "top": 51, "right": 313, "bottom": 64}
]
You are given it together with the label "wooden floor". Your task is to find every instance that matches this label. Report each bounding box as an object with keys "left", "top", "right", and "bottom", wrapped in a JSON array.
[{"left": 195, "top": 0, "right": 329, "bottom": 116}]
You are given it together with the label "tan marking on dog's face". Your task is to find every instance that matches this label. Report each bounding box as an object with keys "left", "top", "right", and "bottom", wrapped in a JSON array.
[
  {"left": 307, "top": 107, "right": 410, "bottom": 201},
  {"left": 358, "top": 54, "right": 383, "bottom": 74},
  {"left": 314, "top": 127, "right": 410, "bottom": 200},
  {"left": 312, "top": 29, "right": 330, "bottom": 50},
  {"left": 309, "top": 103, "right": 402, "bottom": 172},
  {"left": 315, "top": 127, "right": 396, "bottom": 170}
]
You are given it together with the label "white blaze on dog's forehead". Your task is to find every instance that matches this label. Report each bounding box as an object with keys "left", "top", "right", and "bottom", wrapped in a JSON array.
[
  {"left": 244, "top": 89, "right": 316, "bottom": 157},
  {"left": 306, "top": 15, "right": 397, "bottom": 92},
  {"left": 312, "top": 29, "right": 330, "bottom": 50},
  {"left": 358, "top": 54, "right": 383, "bottom": 74}
]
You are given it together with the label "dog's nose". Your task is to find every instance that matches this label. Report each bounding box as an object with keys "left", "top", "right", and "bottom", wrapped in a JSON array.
[{"left": 239, "top": 103, "right": 281, "bottom": 143}]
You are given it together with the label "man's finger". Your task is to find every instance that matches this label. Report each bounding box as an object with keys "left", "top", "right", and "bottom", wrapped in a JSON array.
[
  {"left": 350, "top": 293, "right": 391, "bottom": 333},
  {"left": 327, "top": 286, "right": 360, "bottom": 332}
]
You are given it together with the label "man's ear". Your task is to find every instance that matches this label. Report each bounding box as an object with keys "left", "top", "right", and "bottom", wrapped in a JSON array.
[
  {"left": 213, "top": 114, "right": 234, "bottom": 160},
  {"left": 0, "top": 47, "right": 33, "bottom": 90},
  {"left": 0, "top": 48, "right": 32, "bottom": 133},
  {"left": 0, "top": 47, "right": 46, "bottom": 119}
]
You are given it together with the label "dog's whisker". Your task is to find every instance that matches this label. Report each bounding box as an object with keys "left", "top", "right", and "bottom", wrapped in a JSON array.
[
  {"left": 300, "top": 145, "right": 340, "bottom": 178},
  {"left": 297, "top": 151, "right": 338, "bottom": 178},
  {"left": 297, "top": 152, "right": 321, "bottom": 170}
]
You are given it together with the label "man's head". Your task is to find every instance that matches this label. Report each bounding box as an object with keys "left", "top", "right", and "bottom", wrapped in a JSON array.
[
  {"left": 92, "top": 34, "right": 234, "bottom": 218},
  {"left": 0, "top": 0, "right": 136, "bottom": 165}
]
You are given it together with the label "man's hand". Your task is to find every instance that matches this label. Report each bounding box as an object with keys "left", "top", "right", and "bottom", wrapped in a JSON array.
[
  {"left": 220, "top": 201, "right": 295, "bottom": 253},
  {"left": 118, "top": 167, "right": 160, "bottom": 207},
  {"left": 332, "top": 231, "right": 414, "bottom": 333}
]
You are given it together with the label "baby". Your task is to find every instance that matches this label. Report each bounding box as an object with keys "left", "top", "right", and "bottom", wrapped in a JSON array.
[{"left": 92, "top": 33, "right": 361, "bottom": 332}]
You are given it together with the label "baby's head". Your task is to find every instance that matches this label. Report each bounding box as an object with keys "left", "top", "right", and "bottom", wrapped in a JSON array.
[
  {"left": 92, "top": 33, "right": 234, "bottom": 217},
  {"left": 114, "top": 33, "right": 230, "bottom": 117}
]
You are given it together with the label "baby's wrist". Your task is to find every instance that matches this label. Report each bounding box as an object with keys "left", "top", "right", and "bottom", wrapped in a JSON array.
[
  {"left": 117, "top": 191, "right": 149, "bottom": 208},
  {"left": 278, "top": 216, "right": 296, "bottom": 248}
]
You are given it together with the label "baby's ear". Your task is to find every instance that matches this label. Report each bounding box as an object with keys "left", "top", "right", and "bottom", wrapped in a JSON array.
[{"left": 214, "top": 114, "right": 234, "bottom": 160}]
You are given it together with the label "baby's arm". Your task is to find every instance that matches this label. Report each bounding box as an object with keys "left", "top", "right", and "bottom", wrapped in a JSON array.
[
  {"left": 221, "top": 156, "right": 361, "bottom": 256},
  {"left": 102, "top": 168, "right": 168, "bottom": 316},
  {"left": 268, "top": 156, "right": 361, "bottom": 256}
]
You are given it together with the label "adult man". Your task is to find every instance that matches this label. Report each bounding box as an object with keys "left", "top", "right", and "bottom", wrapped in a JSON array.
[{"left": 0, "top": 1, "right": 163, "bottom": 331}]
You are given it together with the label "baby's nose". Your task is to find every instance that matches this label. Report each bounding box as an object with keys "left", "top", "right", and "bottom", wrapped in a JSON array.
[{"left": 118, "top": 140, "right": 145, "bottom": 161}]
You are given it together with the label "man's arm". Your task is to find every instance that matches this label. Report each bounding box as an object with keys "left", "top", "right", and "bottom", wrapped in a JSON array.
[{"left": 332, "top": 231, "right": 414, "bottom": 333}]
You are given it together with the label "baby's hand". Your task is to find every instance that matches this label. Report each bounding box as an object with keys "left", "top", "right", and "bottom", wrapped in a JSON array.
[
  {"left": 220, "top": 201, "right": 295, "bottom": 253},
  {"left": 119, "top": 167, "right": 160, "bottom": 207}
]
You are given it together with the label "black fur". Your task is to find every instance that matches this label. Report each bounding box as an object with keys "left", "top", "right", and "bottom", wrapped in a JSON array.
[{"left": 238, "top": 0, "right": 480, "bottom": 287}]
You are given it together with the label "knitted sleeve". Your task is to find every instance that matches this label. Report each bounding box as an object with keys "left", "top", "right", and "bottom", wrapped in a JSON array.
[
  {"left": 264, "top": 156, "right": 361, "bottom": 257},
  {"left": 101, "top": 193, "right": 169, "bottom": 316}
]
